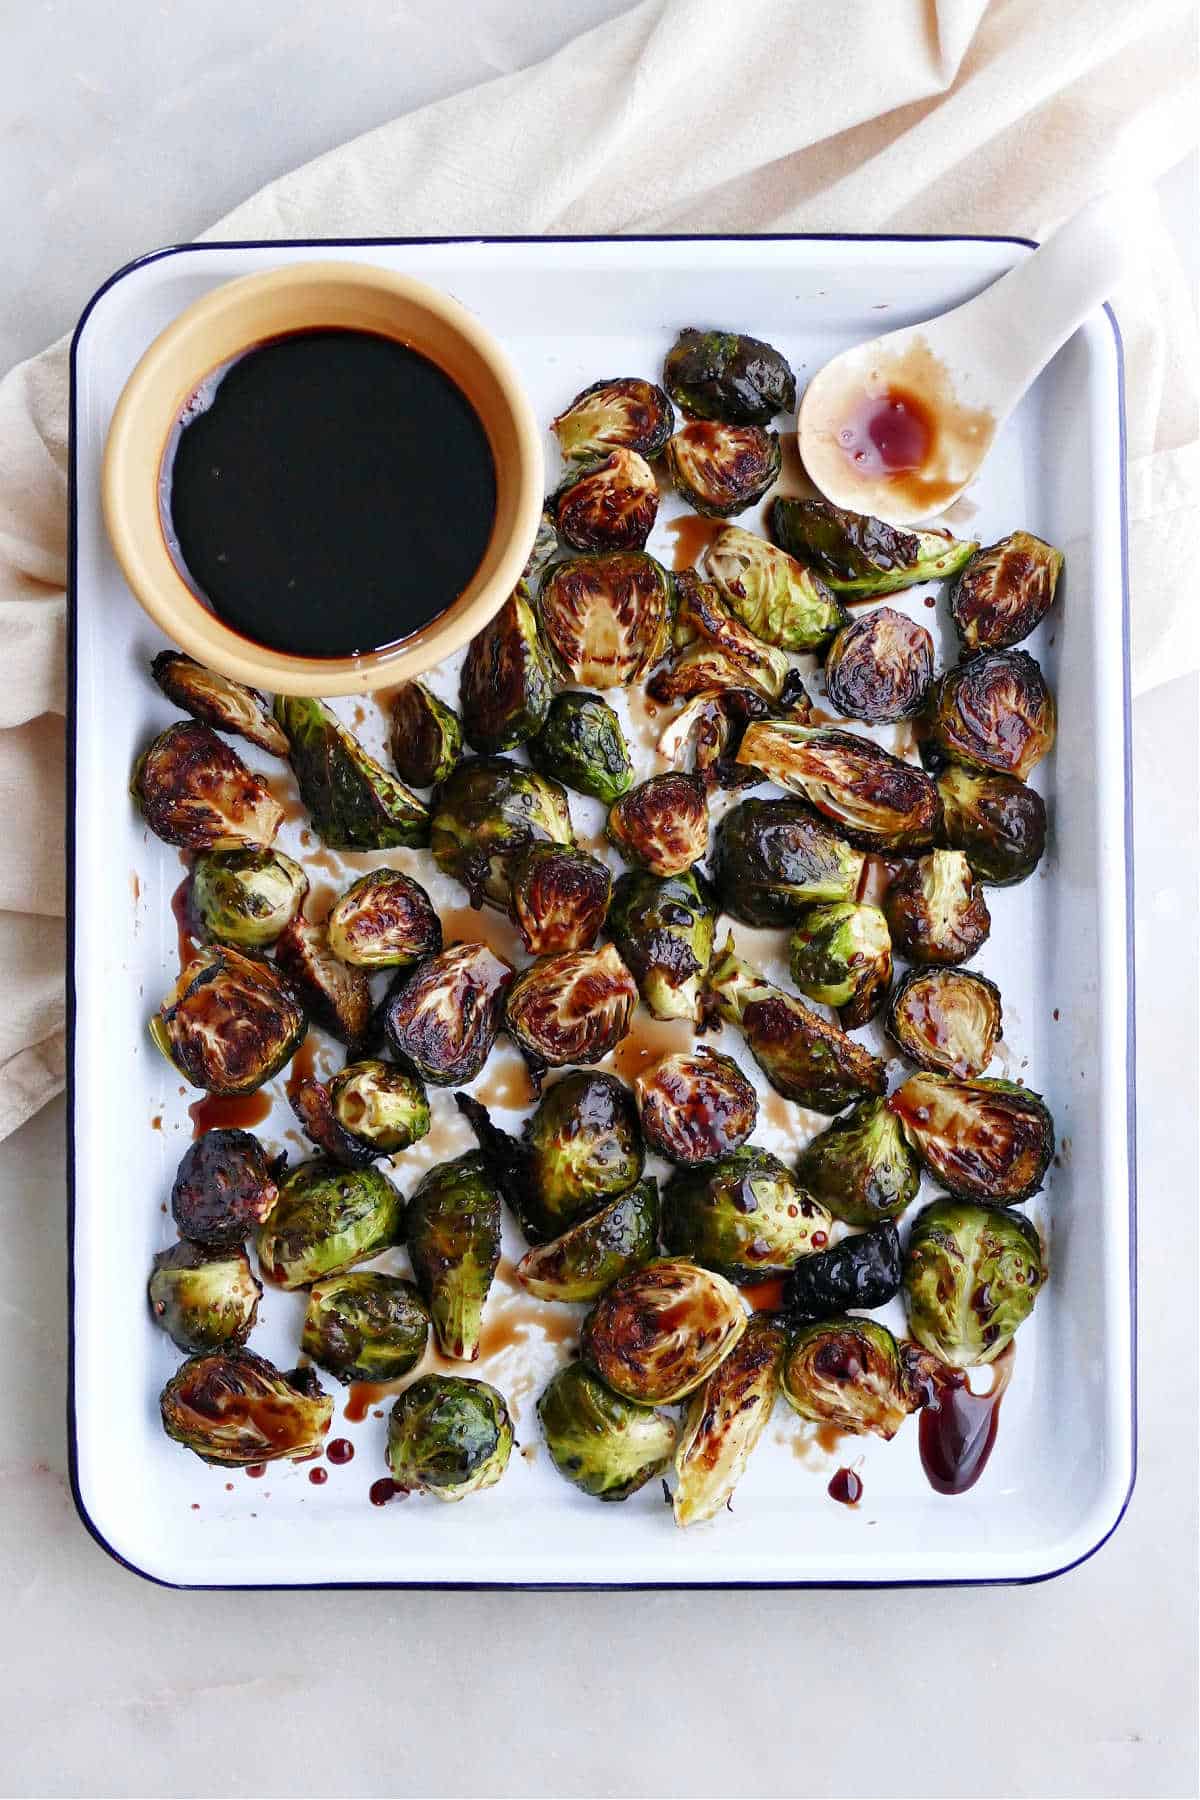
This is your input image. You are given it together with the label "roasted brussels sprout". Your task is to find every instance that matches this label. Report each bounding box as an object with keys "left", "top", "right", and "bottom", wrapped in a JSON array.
[
  {"left": 149, "top": 1241, "right": 262, "bottom": 1352},
  {"left": 132, "top": 721, "right": 284, "bottom": 850},
  {"left": 538, "top": 1361, "right": 677, "bottom": 1501},
  {"left": 710, "top": 797, "right": 864, "bottom": 925},
  {"left": 707, "top": 937, "right": 885, "bottom": 1113},
  {"left": 662, "top": 1147, "right": 832, "bottom": 1281},
  {"left": 926, "top": 649, "right": 1056, "bottom": 782},
  {"left": 782, "top": 1221, "right": 902, "bottom": 1323},
  {"left": 406, "top": 1152, "right": 503, "bottom": 1360},
  {"left": 770, "top": 497, "right": 978, "bottom": 597},
  {"left": 170, "top": 1128, "right": 281, "bottom": 1247},
  {"left": 508, "top": 844, "right": 612, "bottom": 954},
  {"left": 781, "top": 1317, "right": 926, "bottom": 1439},
  {"left": 950, "top": 531, "right": 1064, "bottom": 651},
  {"left": 430, "top": 754, "right": 574, "bottom": 909},
  {"left": 150, "top": 651, "right": 289, "bottom": 756},
  {"left": 673, "top": 1313, "right": 785, "bottom": 1527},
  {"left": 634, "top": 1047, "right": 758, "bottom": 1165},
  {"left": 823, "top": 606, "right": 934, "bottom": 723},
  {"left": 273, "top": 695, "right": 429, "bottom": 849},
  {"left": 552, "top": 448, "right": 659, "bottom": 553},
  {"left": 886, "top": 967, "right": 1003, "bottom": 1076},
  {"left": 504, "top": 944, "right": 637, "bottom": 1070},
  {"left": 704, "top": 526, "right": 846, "bottom": 652},
  {"left": 538, "top": 551, "right": 673, "bottom": 688},
  {"left": 386, "top": 1373, "right": 513, "bottom": 1501},
  {"left": 288, "top": 1073, "right": 379, "bottom": 1170},
  {"left": 606, "top": 868, "right": 716, "bottom": 1024},
  {"left": 160, "top": 1351, "right": 332, "bottom": 1465},
  {"left": 301, "top": 1271, "right": 429, "bottom": 1384},
  {"left": 788, "top": 901, "right": 892, "bottom": 1029},
  {"left": 517, "top": 1178, "right": 658, "bottom": 1302},
  {"left": 794, "top": 1097, "right": 920, "bottom": 1227},
  {"left": 387, "top": 682, "right": 462, "bottom": 788},
  {"left": 904, "top": 1198, "right": 1044, "bottom": 1367},
  {"left": 256, "top": 1159, "right": 404, "bottom": 1289},
  {"left": 889, "top": 1073, "right": 1055, "bottom": 1204},
  {"left": 551, "top": 376, "right": 674, "bottom": 462},
  {"left": 607, "top": 772, "right": 709, "bottom": 876},
  {"left": 326, "top": 868, "right": 442, "bottom": 969},
  {"left": 883, "top": 849, "right": 991, "bottom": 966},
  {"left": 274, "top": 916, "right": 372, "bottom": 1049},
  {"left": 459, "top": 583, "right": 556, "bottom": 753},
  {"left": 529, "top": 691, "right": 634, "bottom": 804},
  {"left": 934, "top": 764, "right": 1047, "bottom": 887},
  {"left": 522, "top": 508, "right": 560, "bottom": 587},
  {"left": 663, "top": 327, "right": 795, "bottom": 425},
  {"left": 383, "top": 942, "right": 513, "bottom": 1085},
  {"left": 150, "top": 948, "right": 306, "bottom": 1095},
  {"left": 521, "top": 1069, "right": 644, "bottom": 1240},
  {"left": 666, "top": 421, "right": 781, "bottom": 517},
  {"left": 581, "top": 1257, "right": 747, "bottom": 1404},
  {"left": 653, "top": 687, "right": 774, "bottom": 788},
  {"left": 650, "top": 568, "right": 789, "bottom": 703},
  {"left": 190, "top": 847, "right": 308, "bottom": 950},
  {"left": 736, "top": 721, "right": 940, "bottom": 852},
  {"left": 329, "top": 1060, "right": 431, "bottom": 1152}
]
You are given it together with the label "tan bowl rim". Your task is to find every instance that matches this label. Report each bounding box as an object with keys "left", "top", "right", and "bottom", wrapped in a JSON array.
[{"left": 101, "top": 260, "right": 544, "bottom": 696}]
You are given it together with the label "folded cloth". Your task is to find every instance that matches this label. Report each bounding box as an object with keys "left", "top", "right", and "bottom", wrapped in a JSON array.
[{"left": 0, "top": 0, "right": 1195, "bottom": 1140}]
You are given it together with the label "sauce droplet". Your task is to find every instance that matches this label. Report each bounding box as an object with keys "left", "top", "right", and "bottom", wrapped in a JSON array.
[
  {"left": 187, "top": 1090, "right": 272, "bottom": 1137},
  {"left": 245, "top": 1463, "right": 266, "bottom": 1479},
  {"left": 308, "top": 1466, "right": 328, "bottom": 1485},
  {"left": 326, "top": 1438, "right": 355, "bottom": 1466},
  {"left": 918, "top": 1346, "right": 1014, "bottom": 1495},
  {"left": 827, "top": 1467, "right": 863, "bottom": 1506},
  {"left": 369, "top": 1477, "right": 404, "bottom": 1507},
  {"left": 663, "top": 513, "right": 725, "bottom": 573},
  {"left": 345, "top": 1381, "right": 394, "bottom": 1424}
]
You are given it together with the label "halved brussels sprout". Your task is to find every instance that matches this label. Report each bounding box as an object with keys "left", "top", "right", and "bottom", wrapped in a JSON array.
[
  {"left": 150, "top": 948, "right": 306, "bottom": 1095},
  {"left": 710, "top": 797, "right": 864, "bottom": 925},
  {"left": 663, "top": 328, "right": 795, "bottom": 425},
  {"left": 950, "top": 531, "right": 1064, "bottom": 651},
  {"left": 508, "top": 844, "right": 612, "bottom": 954},
  {"left": 538, "top": 552, "right": 673, "bottom": 688},
  {"left": 150, "top": 652, "right": 288, "bottom": 755},
  {"left": 522, "top": 1070, "right": 644, "bottom": 1241},
  {"left": 770, "top": 497, "right": 978, "bottom": 597},
  {"left": 552, "top": 448, "right": 659, "bottom": 553},
  {"left": 653, "top": 688, "right": 774, "bottom": 788},
  {"left": 273, "top": 696, "right": 429, "bottom": 849},
  {"left": 190, "top": 847, "right": 308, "bottom": 950},
  {"left": 170, "top": 1128, "right": 281, "bottom": 1247},
  {"left": 634, "top": 1047, "right": 758, "bottom": 1165},
  {"left": 783, "top": 1221, "right": 902, "bottom": 1324},
  {"left": 383, "top": 942, "right": 513, "bottom": 1085},
  {"left": 934, "top": 764, "right": 1047, "bottom": 887},
  {"left": 607, "top": 772, "right": 709, "bottom": 877},
  {"left": 256, "top": 1160, "right": 404, "bottom": 1289},
  {"left": 883, "top": 849, "right": 991, "bottom": 966},
  {"left": 927, "top": 649, "right": 1056, "bottom": 781},
  {"left": 704, "top": 526, "right": 846, "bottom": 651},
  {"left": 654, "top": 568, "right": 789, "bottom": 702},
  {"left": 516, "top": 1178, "right": 658, "bottom": 1302},
  {"left": 551, "top": 377, "right": 675, "bottom": 461},
  {"left": 387, "top": 682, "right": 463, "bottom": 788},
  {"left": 529, "top": 691, "right": 634, "bottom": 804},
  {"left": 606, "top": 868, "right": 716, "bottom": 1024},
  {"left": 581, "top": 1257, "right": 748, "bottom": 1404},
  {"left": 329, "top": 1060, "right": 431, "bottom": 1152},
  {"left": 274, "top": 916, "right": 371, "bottom": 1049},
  {"left": 662, "top": 1147, "right": 833, "bottom": 1281},
  {"left": 736, "top": 721, "right": 940, "bottom": 852},
  {"left": 160, "top": 1351, "right": 332, "bottom": 1466},
  {"left": 430, "top": 754, "right": 575, "bottom": 909},
  {"left": 707, "top": 936, "right": 885, "bottom": 1113},
  {"left": 459, "top": 583, "right": 556, "bottom": 753},
  {"left": 149, "top": 1242, "right": 262, "bottom": 1352},
  {"left": 794, "top": 1097, "right": 920, "bottom": 1227},
  {"left": 538, "top": 1361, "right": 677, "bottom": 1501},
  {"left": 326, "top": 868, "right": 442, "bottom": 969},
  {"left": 301, "top": 1271, "right": 429, "bottom": 1384},
  {"left": 904, "top": 1198, "right": 1044, "bottom": 1367},
  {"left": 523, "top": 508, "right": 560, "bottom": 587},
  {"left": 386, "top": 1374, "right": 513, "bottom": 1501},
  {"left": 823, "top": 606, "right": 934, "bottom": 723},
  {"left": 132, "top": 721, "right": 284, "bottom": 850},
  {"left": 781, "top": 1317, "right": 926, "bottom": 1439},
  {"left": 405, "top": 1152, "right": 503, "bottom": 1361},
  {"left": 504, "top": 944, "right": 637, "bottom": 1070},
  {"left": 673, "top": 1313, "right": 785, "bottom": 1527},
  {"left": 788, "top": 901, "right": 892, "bottom": 1029},
  {"left": 289, "top": 1074, "right": 379, "bottom": 1170},
  {"left": 886, "top": 967, "right": 1003, "bottom": 1076},
  {"left": 667, "top": 421, "right": 781, "bottom": 517},
  {"left": 889, "top": 1073, "right": 1055, "bottom": 1204}
]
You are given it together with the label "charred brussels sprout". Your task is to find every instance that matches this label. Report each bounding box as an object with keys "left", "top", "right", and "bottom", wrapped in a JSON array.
[
  {"left": 273, "top": 696, "right": 429, "bottom": 849},
  {"left": 608, "top": 772, "right": 709, "bottom": 877},
  {"left": 783, "top": 1222, "right": 902, "bottom": 1323},
  {"left": 538, "top": 552, "right": 673, "bottom": 688},
  {"left": 823, "top": 606, "right": 934, "bottom": 723},
  {"left": 150, "top": 651, "right": 289, "bottom": 756},
  {"left": 508, "top": 844, "right": 611, "bottom": 954},
  {"left": 667, "top": 421, "right": 781, "bottom": 517},
  {"left": 171, "top": 1129, "right": 280, "bottom": 1247},
  {"left": 321, "top": 1060, "right": 429, "bottom": 1155},
  {"left": 788, "top": 901, "right": 892, "bottom": 1029},
  {"left": 663, "top": 327, "right": 795, "bottom": 425},
  {"left": 289, "top": 1073, "right": 379, "bottom": 1170},
  {"left": 149, "top": 1242, "right": 262, "bottom": 1352},
  {"left": 256, "top": 1160, "right": 404, "bottom": 1289},
  {"left": 950, "top": 531, "right": 1063, "bottom": 651},
  {"left": 517, "top": 1179, "right": 658, "bottom": 1301},
  {"left": 711, "top": 797, "right": 864, "bottom": 925},
  {"left": 794, "top": 1097, "right": 920, "bottom": 1227},
  {"left": 160, "top": 1351, "right": 331, "bottom": 1465},
  {"left": 505, "top": 944, "right": 637, "bottom": 1070},
  {"left": 538, "top": 1361, "right": 677, "bottom": 1501},
  {"left": 770, "top": 497, "right": 978, "bottom": 597},
  {"left": 191, "top": 847, "right": 308, "bottom": 949},
  {"left": 884, "top": 850, "right": 991, "bottom": 966},
  {"left": 651, "top": 568, "right": 789, "bottom": 703},
  {"left": 582, "top": 1257, "right": 747, "bottom": 1404},
  {"left": 529, "top": 691, "right": 633, "bottom": 804},
  {"left": 132, "top": 721, "right": 284, "bottom": 850},
  {"left": 704, "top": 526, "right": 846, "bottom": 652},
  {"left": 607, "top": 869, "right": 716, "bottom": 1025},
  {"left": 673, "top": 1313, "right": 785, "bottom": 1527},
  {"left": 150, "top": 948, "right": 306, "bottom": 1095},
  {"left": 274, "top": 916, "right": 371, "bottom": 1050},
  {"left": 387, "top": 1374, "right": 512, "bottom": 1501},
  {"left": 736, "top": 721, "right": 940, "bottom": 852},
  {"left": 905, "top": 1199, "right": 1044, "bottom": 1367},
  {"left": 886, "top": 967, "right": 1003, "bottom": 1077},
  {"left": 383, "top": 942, "right": 512, "bottom": 1085},
  {"left": 662, "top": 1147, "right": 832, "bottom": 1281},
  {"left": 326, "top": 868, "right": 442, "bottom": 969},
  {"left": 552, "top": 448, "right": 659, "bottom": 553},
  {"left": 459, "top": 583, "right": 556, "bottom": 753},
  {"left": 387, "top": 683, "right": 462, "bottom": 788},
  {"left": 302, "top": 1271, "right": 429, "bottom": 1384},
  {"left": 522, "top": 1070, "right": 644, "bottom": 1240},
  {"left": 430, "top": 755, "right": 574, "bottom": 909},
  {"left": 934, "top": 764, "right": 1047, "bottom": 887},
  {"left": 551, "top": 376, "right": 674, "bottom": 462},
  {"left": 634, "top": 1047, "right": 758, "bottom": 1165},
  {"left": 654, "top": 688, "right": 775, "bottom": 787},
  {"left": 781, "top": 1317, "right": 925, "bottom": 1439},
  {"left": 927, "top": 649, "right": 1056, "bottom": 782},
  {"left": 889, "top": 1073, "right": 1055, "bottom": 1204},
  {"left": 406, "top": 1152, "right": 503, "bottom": 1361}
]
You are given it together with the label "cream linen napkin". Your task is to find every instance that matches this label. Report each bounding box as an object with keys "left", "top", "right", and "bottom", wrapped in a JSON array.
[{"left": 0, "top": 0, "right": 1196, "bottom": 1140}]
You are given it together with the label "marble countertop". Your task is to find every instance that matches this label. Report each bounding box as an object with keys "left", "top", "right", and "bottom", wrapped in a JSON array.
[{"left": 1, "top": 6, "right": 1196, "bottom": 1796}]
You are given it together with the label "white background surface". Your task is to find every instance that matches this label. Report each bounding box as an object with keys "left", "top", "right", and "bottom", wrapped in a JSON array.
[{"left": 1, "top": 3, "right": 1196, "bottom": 1796}]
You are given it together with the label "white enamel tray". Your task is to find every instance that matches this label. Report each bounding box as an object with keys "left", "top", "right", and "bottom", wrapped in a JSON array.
[{"left": 68, "top": 236, "right": 1135, "bottom": 1588}]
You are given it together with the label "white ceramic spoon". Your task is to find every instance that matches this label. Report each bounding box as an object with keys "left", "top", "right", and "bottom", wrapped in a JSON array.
[{"left": 797, "top": 195, "right": 1128, "bottom": 525}]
